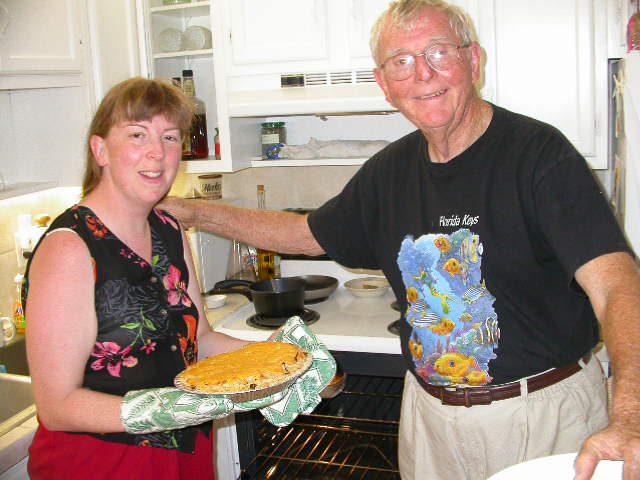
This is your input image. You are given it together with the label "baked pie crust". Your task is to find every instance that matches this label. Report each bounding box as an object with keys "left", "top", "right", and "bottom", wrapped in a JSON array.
[{"left": 175, "top": 342, "right": 312, "bottom": 397}]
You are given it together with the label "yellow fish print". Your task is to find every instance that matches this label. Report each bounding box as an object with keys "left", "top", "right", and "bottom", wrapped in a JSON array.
[
  {"left": 434, "top": 236, "right": 452, "bottom": 254},
  {"left": 434, "top": 353, "right": 477, "bottom": 383},
  {"left": 463, "top": 370, "right": 489, "bottom": 386},
  {"left": 409, "top": 338, "right": 424, "bottom": 361},
  {"left": 429, "top": 317, "right": 455, "bottom": 336}
]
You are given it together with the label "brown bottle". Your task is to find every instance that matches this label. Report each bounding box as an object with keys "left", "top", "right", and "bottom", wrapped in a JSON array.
[
  {"left": 256, "top": 185, "right": 281, "bottom": 281},
  {"left": 181, "top": 69, "right": 209, "bottom": 160}
]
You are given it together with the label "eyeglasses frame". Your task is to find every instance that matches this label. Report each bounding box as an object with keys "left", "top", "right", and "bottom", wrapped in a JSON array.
[{"left": 379, "top": 42, "right": 472, "bottom": 80}]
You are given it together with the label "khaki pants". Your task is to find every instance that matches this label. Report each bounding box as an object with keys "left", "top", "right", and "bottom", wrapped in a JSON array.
[{"left": 398, "top": 356, "right": 608, "bottom": 480}]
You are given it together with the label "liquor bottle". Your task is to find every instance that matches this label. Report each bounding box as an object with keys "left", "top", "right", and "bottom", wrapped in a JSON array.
[
  {"left": 181, "top": 69, "right": 209, "bottom": 159},
  {"left": 256, "top": 185, "right": 281, "bottom": 281}
]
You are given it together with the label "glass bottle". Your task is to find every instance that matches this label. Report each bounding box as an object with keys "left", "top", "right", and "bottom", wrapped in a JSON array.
[
  {"left": 13, "top": 274, "right": 25, "bottom": 334},
  {"left": 181, "top": 69, "right": 209, "bottom": 160},
  {"left": 256, "top": 185, "right": 281, "bottom": 281}
]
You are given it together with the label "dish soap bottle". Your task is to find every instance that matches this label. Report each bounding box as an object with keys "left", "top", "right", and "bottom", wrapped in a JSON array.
[
  {"left": 256, "top": 185, "right": 281, "bottom": 281},
  {"left": 13, "top": 274, "right": 25, "bottom": 334}
]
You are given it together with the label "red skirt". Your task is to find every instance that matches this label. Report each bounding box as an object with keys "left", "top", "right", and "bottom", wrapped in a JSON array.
[{"left": 28, "top": 423, "right": 215, "bottom": 480}]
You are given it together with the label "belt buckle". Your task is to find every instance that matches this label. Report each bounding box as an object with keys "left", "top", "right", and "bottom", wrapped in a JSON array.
[
  {"left": 460, "top": 386, "right": 492, "bottom": 407},
  {"left": 448, "top": 387, "right": 493, "bottom": 408}
]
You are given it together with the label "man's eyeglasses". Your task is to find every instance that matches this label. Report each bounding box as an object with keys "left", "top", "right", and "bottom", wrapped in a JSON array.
[{"left": 379, "top": 43, "right": 471, "bottom": 81}]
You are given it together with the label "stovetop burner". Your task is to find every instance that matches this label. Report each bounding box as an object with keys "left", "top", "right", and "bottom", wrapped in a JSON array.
[{"left": 246, "top": 308, "right": 319, "bottom": 330}]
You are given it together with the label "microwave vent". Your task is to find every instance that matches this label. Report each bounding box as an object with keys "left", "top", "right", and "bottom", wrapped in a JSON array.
[
  {"left": 283, "top": 69, "right": 376, "bottom": 88},
  {"left": 330, "top": 71, "right": 353, "bottom": 84}
]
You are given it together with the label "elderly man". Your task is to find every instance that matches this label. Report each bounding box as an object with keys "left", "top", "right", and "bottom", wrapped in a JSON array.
[{"left": 161, "top": 1, "right": 640, "bottom": 478}]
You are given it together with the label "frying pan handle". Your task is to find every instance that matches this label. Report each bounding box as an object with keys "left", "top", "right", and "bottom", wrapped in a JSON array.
[
  {"left": 214, "top": 279, "right": 254, "bottom": 289},
  {"left": 206, "top": 279, "right": 254, "bottom": 300},
  {"left": 206, "top": 287, "right": 252, "bottom": 300}
]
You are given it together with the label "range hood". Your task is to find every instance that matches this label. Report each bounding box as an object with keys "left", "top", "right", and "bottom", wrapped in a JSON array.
[{"left": 225, "top": 69, "right": 395, "bottom": 117}]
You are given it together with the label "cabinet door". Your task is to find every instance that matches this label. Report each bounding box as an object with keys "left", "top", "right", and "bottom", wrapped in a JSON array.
[
  {"left": 87, "top": 0, "right": 142, "bottom": 100},
  {"left": 347, "top": 0, "right": 390, "bottom": 60},
  {"left": 0, "top": 0, "right": 83, "bottom": 74},
  {"left": 484, "top": 0, "right": 606, "bottom": 168},
  {"left": 229, "top": 0, "right": 328, "bottom": 65}
]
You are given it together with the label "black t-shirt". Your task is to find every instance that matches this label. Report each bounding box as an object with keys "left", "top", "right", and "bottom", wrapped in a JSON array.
[{"left": 309, "top": 104, "right": 631, "bottom": 385}]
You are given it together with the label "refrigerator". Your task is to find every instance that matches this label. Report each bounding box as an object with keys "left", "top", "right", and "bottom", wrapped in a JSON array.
[{"left": 623, "top": 51, "right": 640, "bottom": 258}]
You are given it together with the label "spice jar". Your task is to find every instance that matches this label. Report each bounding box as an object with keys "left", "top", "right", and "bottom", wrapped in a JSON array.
[{"left": 260, "top": 122, "right": 286, "bottom": 159}]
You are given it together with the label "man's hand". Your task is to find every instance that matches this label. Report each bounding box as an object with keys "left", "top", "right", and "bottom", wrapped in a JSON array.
[
  {"left": 157, "top": 196, "right": 198, "bottom": 229},
  {"left": 574, "top": 424, "right": 640, "bottom": 479}
]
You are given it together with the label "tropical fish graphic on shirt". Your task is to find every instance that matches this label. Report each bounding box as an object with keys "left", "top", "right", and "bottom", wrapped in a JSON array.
[{"left": 398, "top": 229, "right": 498, "bottom": 386}]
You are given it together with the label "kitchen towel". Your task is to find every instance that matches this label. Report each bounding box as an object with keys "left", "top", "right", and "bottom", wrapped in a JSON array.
[{"left": 258, "top": 316, "right": 337, "bottom": 426}]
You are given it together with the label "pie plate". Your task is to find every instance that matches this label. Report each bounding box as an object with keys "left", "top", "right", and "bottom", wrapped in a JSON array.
[{"left": 174, "top": 349, "right": 313, "bottom": 403}]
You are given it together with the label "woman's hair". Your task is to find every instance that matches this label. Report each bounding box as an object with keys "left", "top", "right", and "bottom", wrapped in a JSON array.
[
  {"left": 82, "top": 77, "right": 194, "bottom": 197},
  {"left": 370, "top": 0, "right": 476, "bottom": 66}
]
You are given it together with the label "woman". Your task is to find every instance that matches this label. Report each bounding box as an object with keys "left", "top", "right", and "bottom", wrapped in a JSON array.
[{"left": 23, "top": 77, "right": 250, "bottom": 479}]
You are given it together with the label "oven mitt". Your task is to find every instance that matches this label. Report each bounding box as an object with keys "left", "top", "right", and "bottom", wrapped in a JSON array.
[
  {"left": 259, "top": 316, "right": 337, "bottom": 427},
  {"left": 121, "top": 384, "right": 287, "bottom": 434}
]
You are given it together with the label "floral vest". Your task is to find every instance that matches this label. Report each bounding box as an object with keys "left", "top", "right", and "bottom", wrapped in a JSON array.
[{"left": 24, "top": 205, "right": 207, "bottom": 453}]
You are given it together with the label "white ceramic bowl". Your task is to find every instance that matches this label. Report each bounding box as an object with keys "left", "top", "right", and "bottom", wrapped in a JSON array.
[
  {"left": 344, "top": 277, "right": 390, "bottom": 298},
  {"left": 487, "top": 453, "right": 622, "bottom": 480},
  {"left": 205, "top": 294, "right": 227, "bottom": 309}
]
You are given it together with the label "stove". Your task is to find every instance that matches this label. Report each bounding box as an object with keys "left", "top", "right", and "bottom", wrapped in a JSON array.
[{"left": 212, "top": 259, "right": 405, "bottom": 479}]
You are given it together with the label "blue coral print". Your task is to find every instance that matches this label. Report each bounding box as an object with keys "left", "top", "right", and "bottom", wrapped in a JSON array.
[{"left": 398, "top": 229, "right": 499, "bottom": 386}]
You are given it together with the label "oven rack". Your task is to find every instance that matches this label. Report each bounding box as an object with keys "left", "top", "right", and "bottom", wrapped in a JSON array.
[{"left": 239, "top": 375, "right": 403, "bottom": 480}]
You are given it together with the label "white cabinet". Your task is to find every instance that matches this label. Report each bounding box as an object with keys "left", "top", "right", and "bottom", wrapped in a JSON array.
[
  {"left": 0, "top": 0, "right": 86, "bottom": 90},
  {"left": 347, "top": 0, "right": 388, "bottom": 60},
  {"left": 137, "top": 0, "right": 236, "bottom": 172},
  {"left": 473, "top": 0, "right": 608, "bottom": 169},
  {"left": 86, "top": 0, "right": 142, "bottom": 100},
  {"left": 228, "top": 0, "right": 328, "bottom": 67}
]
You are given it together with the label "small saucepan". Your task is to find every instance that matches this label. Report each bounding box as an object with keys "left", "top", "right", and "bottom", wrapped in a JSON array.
[
  {"left": 293, "top": 275, "right": 339, "bottom": 303},
  {"left": 208, "top": 277, "right": 306, "bottom": 318}
]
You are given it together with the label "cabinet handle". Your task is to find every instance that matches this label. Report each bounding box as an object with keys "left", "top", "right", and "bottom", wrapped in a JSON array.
[{"left": 0, "top": 2, "right": 9, "bottom": 38}]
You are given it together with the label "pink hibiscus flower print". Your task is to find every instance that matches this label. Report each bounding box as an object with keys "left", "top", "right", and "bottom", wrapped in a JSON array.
[
  {"left": 91, "top": 342, "right": 138, "bottom": 377},
  {"left": 163, "top": 265, "right": 192, "bottom": 307},
  {"left": 154, "top": 209, "right": 179, "bottom": 230},
  {"left": 141, "top": 339, "right": 157, "bottom": 355}
]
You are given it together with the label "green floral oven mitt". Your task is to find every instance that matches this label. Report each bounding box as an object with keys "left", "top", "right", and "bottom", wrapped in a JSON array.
[
  {"left": 259, "top": 316, "right": 337, "bottom": 427},
  {"left": 121, "top": 386, "right": 287, "bottom": 434},
  {"left": 122, "top": 316, "right": 336, "bottom": 434}
]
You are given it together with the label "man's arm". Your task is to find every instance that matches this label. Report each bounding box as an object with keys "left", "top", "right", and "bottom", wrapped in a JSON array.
[
  {"left": 158, "top": 196, "right": 324, "bottom": 256},
  {"left": 573, "top": 251, "right": 640, "bottom": 479}
]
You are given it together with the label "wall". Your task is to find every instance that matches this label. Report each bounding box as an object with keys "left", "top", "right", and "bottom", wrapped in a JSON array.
[
  {"left": 171, "top": 165, "right": 360, "bottom": 209},
  {"left": 0, "top": 188, "right": 82, "bottom": 316}
]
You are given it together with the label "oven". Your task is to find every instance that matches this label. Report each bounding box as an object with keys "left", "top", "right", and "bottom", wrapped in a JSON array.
[
  {"left": 235, "top": 351, "right": 406, "bottom": 480},
  {"left": 210, "top": 254, "right": 406, "bottom": 479}
]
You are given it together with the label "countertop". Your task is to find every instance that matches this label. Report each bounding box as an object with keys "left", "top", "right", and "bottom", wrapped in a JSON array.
[{"left": 0, "top": 417, "right": 36, "bottom": 476}]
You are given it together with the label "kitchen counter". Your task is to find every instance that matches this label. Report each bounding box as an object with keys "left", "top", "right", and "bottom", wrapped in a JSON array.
[{"left": 0, "top": 417, "right": 36, "bottom": 478}]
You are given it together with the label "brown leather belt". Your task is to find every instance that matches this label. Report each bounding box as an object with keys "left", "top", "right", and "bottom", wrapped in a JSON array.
[{"left": 420, "top": 353, "right": 592, "bottom": 408}]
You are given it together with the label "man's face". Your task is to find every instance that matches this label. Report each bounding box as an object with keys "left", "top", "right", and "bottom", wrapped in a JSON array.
[{"left": 374, "top": 7, "right": 481, "bottom": 136}]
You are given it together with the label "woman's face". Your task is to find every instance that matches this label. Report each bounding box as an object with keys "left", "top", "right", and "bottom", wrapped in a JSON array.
[{"left": 90, "top": 114, "right": 182, "bottom": 206}]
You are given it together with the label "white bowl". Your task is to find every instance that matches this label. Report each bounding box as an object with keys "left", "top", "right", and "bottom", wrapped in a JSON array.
[
  {"left": 487, "top": 453, "right": 622, "bottom": 480},
  {"left": 344, "top": 277, "right": 390, "bottom": 298},
  {"left": 205, "top": 294, "right": 227, "bottom": 309}
]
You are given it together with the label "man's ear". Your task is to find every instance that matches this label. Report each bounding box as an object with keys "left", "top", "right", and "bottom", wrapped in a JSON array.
[
  {"left": 89, "top": 135, "right": 108, "bottom": 167},
  {"left": 374, "top": 68, "right": 396, "bottom": 108}
]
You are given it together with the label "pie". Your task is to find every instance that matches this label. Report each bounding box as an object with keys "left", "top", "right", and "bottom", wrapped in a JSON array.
[{"left": 175, "top": 342, "right": 311, "bottom": 395}]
